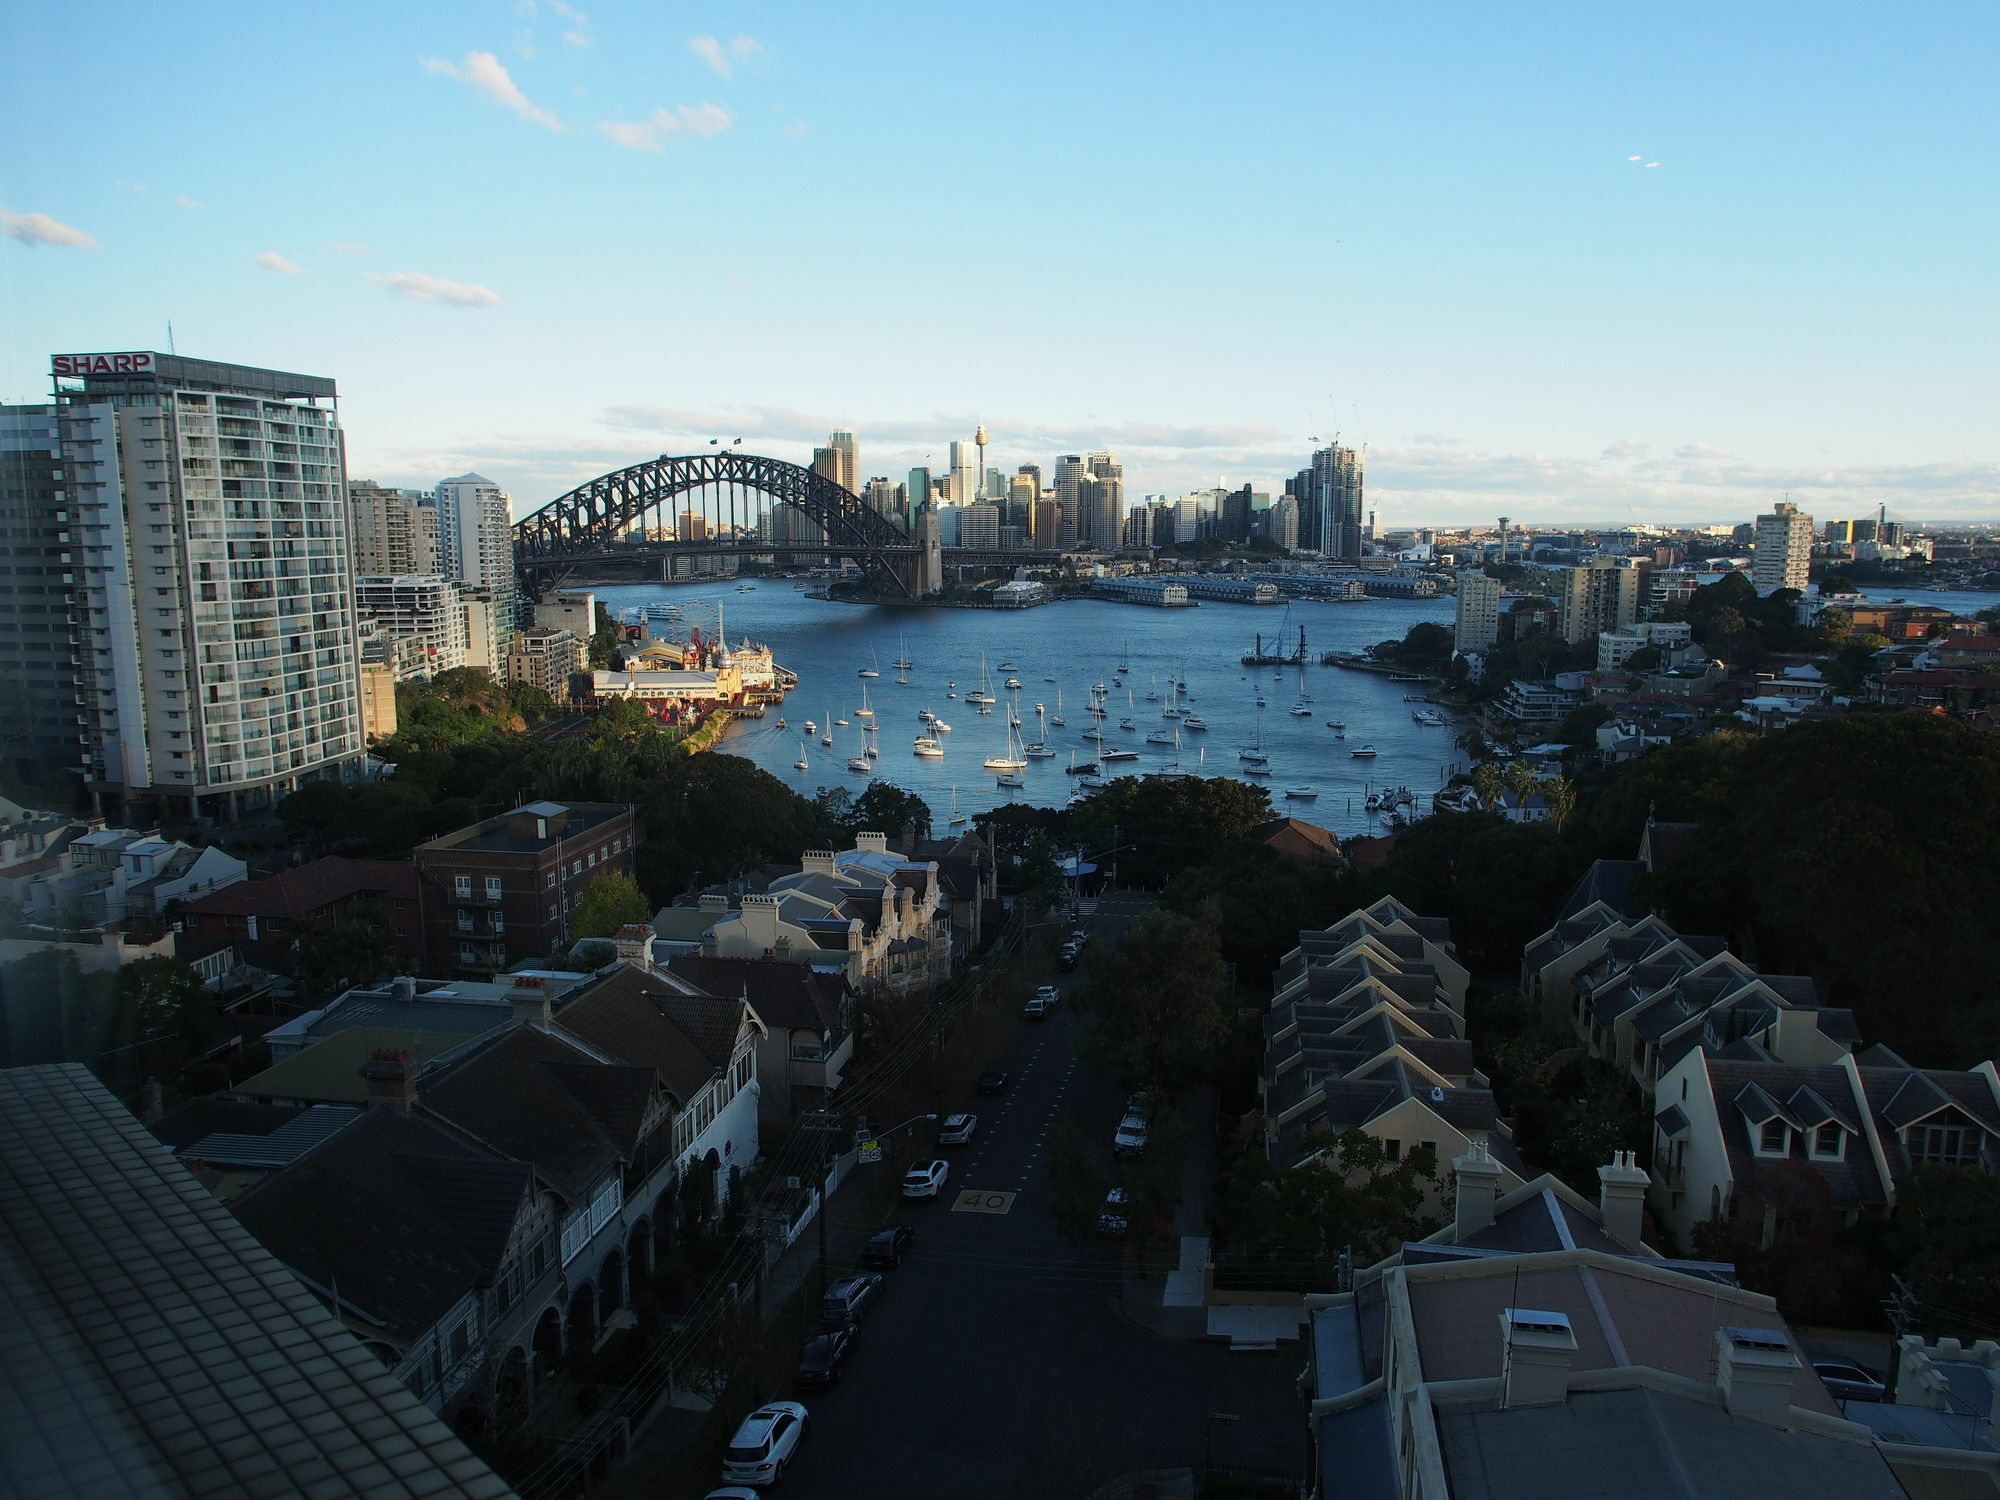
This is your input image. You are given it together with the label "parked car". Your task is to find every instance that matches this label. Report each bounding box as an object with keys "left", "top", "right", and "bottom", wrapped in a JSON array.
[
  {"left": 1097, "top": 1187, "right": 1130, "bottom": 1236},
  {"left": 720, "top": 1402, "right": 808, "bottom": 1487},
  {"left": 1058, "top": 949, "right": 1078, "bottom": 972},
  {"left": 975, "top": 1070, "right": 1011, "bottom": 1095},
  {"left": 938, "top": 1112, "right": 979, "bottom": 1146},
  {"left": 1813, "top": 1361, "right": 1889, "bottom": 1404},
  {"left": 862, "top": 1224, "right": 915, "bottom": 1267},
  {"left": 704, "top": 1490, "right": 763, "bottom": 1500},
  {"left": 1035, "top": 984, "right": 1061, "bottom": 1007},
  {"left": 902, "top": 1159, "right": 950, "bottom": 1198},
  {"left": 795, "top": 1327, "right": 854, "bottom": 1388},
  {"left": 1023, "top": 997, "right": 1050, "bottom": 1021},
  {"left": 1069, "top": 929, "right": 1089, "bottom": 948},
  {"left": 1113, "top": 1117, "right": 1149, "bottom": 1157},
  {"left": 1124, "top": 1092, "right": 1154, "bottom": 1125},
  {"left": 820, "top": 1272, "right": 884, "bottom": 1329}
]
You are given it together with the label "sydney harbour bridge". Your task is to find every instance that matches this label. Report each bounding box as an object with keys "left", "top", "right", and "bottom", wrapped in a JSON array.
[{"left": 512, "top": 451, "right": 1023, "bottom": 599}]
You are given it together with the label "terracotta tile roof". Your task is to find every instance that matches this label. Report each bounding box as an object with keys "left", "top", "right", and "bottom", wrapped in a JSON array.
[{"left": 182, "top": 855, "right": 416, "bottom": 919}]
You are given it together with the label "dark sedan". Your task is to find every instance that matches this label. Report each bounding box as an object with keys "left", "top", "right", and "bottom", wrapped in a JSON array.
[
  {"left": 862, "top": 1224, "right": 915, "bottom": 1267},
  {"left": 796, "top": 1327, "right": 854, "bottom": 1388},
  {"left": 976, "top": 1070, "right": 1011, "bottom": 1095}
]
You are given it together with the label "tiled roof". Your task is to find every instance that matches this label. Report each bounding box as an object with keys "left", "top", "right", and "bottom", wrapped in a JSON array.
[
  {"left": 664, "top": 954, "right": 846, "bottom": 1033},
  {"left": 0, "top": 1063, "right": 515, "bottom": 1498},
  {"left": 557, "top": 963, "right": 744, "bottom": 1101},
  {"left": 182, "top": 855, "right": 416, "bottom": 919},
  {"left": 1703, "top": 1059, "right": 1887, "bottom": 1211}
]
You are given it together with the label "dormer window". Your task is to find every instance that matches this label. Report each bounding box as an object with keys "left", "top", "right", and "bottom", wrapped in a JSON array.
[
  {"left": 1911, "top": 1122, "right": 1978, "bottom": 1166},
  {"left": 1757, "top": 1119, "right": 1789, "bottom": 1156},
  {"left": 1811, "top": 1122, "right": 1844, "bottom": 1160}
]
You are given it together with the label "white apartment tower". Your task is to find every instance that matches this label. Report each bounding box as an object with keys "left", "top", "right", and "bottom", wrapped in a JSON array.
[
  {"left": 51, "top": 351, "right": 364, "bottom": 820},
  {"left": 433, "top": 472, "right": 516, "bottom": 663},
  {"left": 1753, "top": 500, "right": 1814, "bottom": 594},
  {"left": 947, "top": 439, "right": 980, "bottom": 508},
  {"left": 1454, "top": 571, "right": 1504, "bottom": 654}
]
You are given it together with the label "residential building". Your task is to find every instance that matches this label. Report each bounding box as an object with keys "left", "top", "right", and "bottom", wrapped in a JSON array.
[
  {"left": 0, "top": 1063, "right": 514, "bottom": 1497},
  {"left": 1244, "top": 816, "right": 1346, "bottom": 867},
  {"left": 178, "top": 855, "right": 423, "bottom": 974},
  {"left": 1597, "top": 619, "right": 1696, "bottom": 670},
  {"left": 675, "top": 509, "right": 707, "bottom": 542},
  {"left": 18, "top": 822, "right": 245, "bottom": 928},
  {"left": 347, "top": 479, "right": 438, "bottom": 576},
  {"left": 1557, "top": 557, "right": 1646, "bottom": 644},
  {"left": 665, "top": 953, "right": 854, "bottom": 1127},
  {"left": 1086, "top": 451, "right": 1124, "bottom": 549},
  {"left": 353, "top": 574, "right": 477, "bottom": 679},
  {"left": 1491, "top": 679, "right": 1579, "bottom": 723},
  {"left": 1453, "top": 571, "right": 1503, "bottom": 654},
  {"left": 959, "top": 501, "right": 1001, "bottom": 549},
  {"left": 52, "top": 351, "right": 364, "bottom": 822},
  {"left": 1299, "top": 442, "right": 1364, "bottom": 557},
  {"left": 1034, "top": 498, "right": 1062, "bottom": 550},
  {"left": 505, "top": 626, "right": 584, "bottom": 700},
  {"left": 0, "top": 402, "right": 82, "bottom": 788},
  {"left": 433, "top": 472, "right": 516, "bottom": 661},
  {"left": 414, "top": 800, "right": 640, "bottom": 975},
  {"left": 1053, "top": 454, "right": 1086, "bottom": 537},
  {"left": 355, "top": 620, "right": 402, "bottom": 741},
  {"left": 1652, "top": 1045, "right": 2000, "bottom": 1251},
  {"left": 1753, "top": 499, "right": 1815, "bottom": 594},
  {"left": 533, "top": 589, "right": 596, "bottom": 640},
  {"left": 1122, "top": 506, "right": 1154, "bottom": 550},
  {"left": 863, "top": 476, "right": 906, "bottom": 526},
  {"left": 1268, "top": 494, "right": 1300, "bottom": 553}
]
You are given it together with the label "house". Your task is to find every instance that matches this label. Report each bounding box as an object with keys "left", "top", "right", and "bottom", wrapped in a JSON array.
[
  {"left": 909, "top": 826, "right": 1002, "bottom": 957},
  {"left": 414, "top": 800, "right": 640, "bottom": 976},
  {"left": 0, "top": 1063, "right": 513, "bottom": 1499},
  {"left": 1651, "top": 1044, "right": 2000, "bottom": 1250},
  {"left": 1245, "top": 815, "right": 1348, "bottom": 867},
  {"left": 18, "top": 825, "right": 246, "bottom": 929},
  {"left": 1261, "top": 899, "right": 1515, "bottom": 1204},
  {"left": 177, "top": 855, "right": 422, "bottom": 974},
  {"left": 664, "top": 952, "right": 854, "bottom": 1128},
  {"left": 257, "top": 969, "right": 594, "bottom": 1062},
  {"left": 1490, "top": 678, "right": 1579, "bottom": 724}
]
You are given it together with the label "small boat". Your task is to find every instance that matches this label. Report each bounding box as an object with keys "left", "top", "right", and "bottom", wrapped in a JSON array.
[
  {"left": 1079, "top": 774, "right": 1108, "bottom": 790},
  {"left": 859, "top": 647, "right": 881, "bottom": 678},
  {"left": 1284, "top": 786, "right": 1317, "bottom": 800},
  {"left": 1119, "top": 718, "right": 1135, "bottom": 730},
  {"left": 1101, "top": 748, "right": 1140, "bottom": 763},
  {"left": 1290, "top": 704, "right": 1312, "bottom": 717},
  {"left": 946, "top": 691, "right": 958, "bottom": 699},
  {"left": 1254, "top": 696, "right": 1267, "bottom": 708},
  {"left": 919, "top": 708, "right": 935, "bottom": 722},
  {"left": 737, "top": 583, "right": 756, "bottom": 592},
  {"left": 858, "top": 667, "right": 879, "bottom": 678},
  {"left": 948, "top": 788, "right": 966, "bottom": 825},
  {"left": 1081, "top": 728, "right": 1104, "bottom": 741},
  {"left": 934, "top": 721, "right": 952, "bottom": 733},
  {"left": 1145, "top": 729, "right": 1176, "bottom": 745},
  {"left": 1325, "top": 721, "right": 1344, "bottom": 730},
  {"left": 793, "top": 744, "right": 810, "bottom": 770},
  {"left": 856, "top": 686, "right": 874, "bottom": 719},
  {"left": 775, "top": 718, "right": 787, "bottom": 729},
  {"left": 835, "top": 718, "right": 850, "bottom": 727},
  {"left": 820, "top": 733, "right": 834, "bottom": 747},
  {"left": 995, "top": 771, "right": 1026, "bottom": 789},
  {"left": 1242, "top": 764, "right": 1272, "bottom": 777},
  {"left": 892, "top": 637, "right": 915, "bottom": 671},
  {"left": 1005, "top": 678, "right": 1022, "bottom": 691},
  {"left": 997, "top": 661, "right": 1019, "bottom": 672},
  {"left": 1183, "top": 716, "right": 1208, "bottom": 730},
  {"left": 803, "top": 719, "right": 817, "bottom": 735},
  {"left": 1025, "top": 742, "right": 1057, "bottom": 758},
  {"left": 1238, "top": 748, "right": 1267, "bottom": 762},
  {"left": 865, "top": 745, "right": 879, "bottom": 759},
  {"left": 984, "top": 721, "right": 1027, "bottom": 772},
  {"left": 1065, "top": 755, "right": 1099, "bottom": 775},
  {"left": 847, "top": 757, "right": 871, "bottom": 773},
  {"left": 914, "top": 737, "right": 944, "bottom": 757},
  {"left": 1350, "top": 745, "right": 1378, "bottom": 758},
  {"left": 895, "top": 676, "right": 910, "bottom": 685}
]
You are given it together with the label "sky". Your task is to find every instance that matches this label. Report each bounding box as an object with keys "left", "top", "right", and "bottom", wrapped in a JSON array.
[{"left": 3, "top": 1, "right": 1997, "bottom": 527}]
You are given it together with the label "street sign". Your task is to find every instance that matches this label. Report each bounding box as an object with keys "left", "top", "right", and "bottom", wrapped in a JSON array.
[{"left": 859, "top": 1140, "right": 882, "bottom": 1163}]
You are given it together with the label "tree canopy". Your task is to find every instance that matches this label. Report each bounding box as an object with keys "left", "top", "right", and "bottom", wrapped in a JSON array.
[
  {"left": 1080, "top": 904, "right": 1231, "bottom": 1096},
  {"left": 1068, "top": 774, "right": 1273, "bottom": 888}
]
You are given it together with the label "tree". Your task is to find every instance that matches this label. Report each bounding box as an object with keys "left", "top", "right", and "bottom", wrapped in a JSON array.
[
  {"left": 1819, "top": 573, "right": 1857, "bottom": 596},
  {"left": 1541, "top": 776, "right": 1578, "bottom": 833},
  {"left": 844, "top": 782, "right": 934, "bottom": 844},
  {"left": 1046, "top": 1112, "right": 1111, "bottom": 1244},
  {"left": 294, "top": 903, "right": 393, "bottom": 1006},
  {"left": 1370, "top": 812, "right": 1582, "bottom": 965},
  {"left": 1619, "top": 644, "right": 1663, "bottom": 673},
  {"left": 572, "top": 871, "right": 651, "bottom": 939},
  {"left": 1556, "top": 703, "right": 1612, "bottom": 749},
  {"left": 117, "top": 956, "right": 213, "bottom": 1075},
  {"left": 1069, "top": 775, "right": 1273, "bottom": 888},
  {"left": 1158, "top": 841, "right": 1358, "bottom": 994},
  {"left": 1080, "top": 904, "right": 1230, "bottom": 1096},
  {"left": 1890, "top": 1165, "right": 2000, "bottom": 1338},
  {"left": 1470, "top": 764, "right": 1505, "bottom": 813},
  {"left": 1215, "top": 1130, "right": 1441, "bottom": 1283}
]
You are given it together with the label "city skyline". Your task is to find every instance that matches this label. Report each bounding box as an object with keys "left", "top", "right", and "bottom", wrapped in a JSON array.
[{"left": 4, "top": 3, "right": 1997, "bottom": 522}]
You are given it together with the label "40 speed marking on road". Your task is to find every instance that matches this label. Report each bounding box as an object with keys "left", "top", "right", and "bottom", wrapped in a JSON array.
[{"left": 951, "top": 1189, "right": 1015, "bottom": 1215}]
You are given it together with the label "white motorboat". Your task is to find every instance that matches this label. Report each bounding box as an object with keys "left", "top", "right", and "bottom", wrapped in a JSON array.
[
  {"left": 913, "top": 737, "right": 944, "bottom": 757},
  {"left": 1145, "top": 729, "right": 1176, "bottom": 745},
  {"left": 933, "top": 720, "right": 952, "bottom": 733},
  {"left": 1025, "top": 742, "right": 1057, "bottom": 758},
  {"left": 1100, "top": 748, "right": 1140, "bottom": 763},
  {"left": 1351, "top": 745, "right": 1378, "bottom": 758},
  {"left": 1183, "top": 715, "right": 1208, "bottom": 730},
  {"left": 1284, "top": 786, "right": 1317, "bottom": 799},
  {"left": 995, "top": 771, "right": 1026, "bottom": 788},
  {"left": 802, "top": 720, "right": 817, "bottom": 735}
]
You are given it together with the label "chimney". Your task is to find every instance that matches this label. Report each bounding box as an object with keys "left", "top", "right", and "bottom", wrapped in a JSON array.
[
  {"left": 855, "top": 831, "right": 888, "bottom": 854},
  {"left": 900, "top": 822, "right": 916, "bottom": 853},
  {"left": 1597, "top": 1149, "right": 1651, "bottom": 1251},
  {"left": 392, "top": 975, "right": 418, "bottom": 1004},
  {"left": 137, "top": 1076, "right": 165, "bottom": 1125},
  {"left": 362, "top": 1048, "right": 419, "bottom": 1112},
  {"left": 1716, "top": 1327, "right": 1801, "bottom": 1426},
  {"left": 614, "top": 923, "right": 655, "bottom": 972},
  {"left": 801, "top": 850, "right": 839, "bottom": 878},
  {"left": 1499, "top": 1308, "right": 1577, "bottom": 1408},
  {"left": 510, "top": 974, "right": 550, "bottom": 1026},
  {"left": 1452, "top": 1139, "right": 1504, "bottom": 1241},
  {"left": 741, "top": 894, "right": 781, "bottom": 956},
  {"left": 698, "top": 892, "right": 729, "bottom": 915}
]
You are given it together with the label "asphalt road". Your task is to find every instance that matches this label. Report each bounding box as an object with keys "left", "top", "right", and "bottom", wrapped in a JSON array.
[{"left": 768, "top": 897, "right": 1305, "bottom": 1500}]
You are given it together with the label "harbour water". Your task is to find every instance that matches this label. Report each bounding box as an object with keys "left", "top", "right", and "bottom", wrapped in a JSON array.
[{"left": 587, "top": 583, "right": 1461, "bottom": 836}]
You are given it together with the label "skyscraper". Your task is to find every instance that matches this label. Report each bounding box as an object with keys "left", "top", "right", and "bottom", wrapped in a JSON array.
[
  {"left": 826, "top": 429, "right": 859, "bottom": 494},
  {"left": 907, "top": 466, "right": 933, "bottom": 517},
  {"left": 1053, "top": 455, "right": 1086, "bottom": 538},
  {"left": 1557, "top": 558, "right": 1646, "bottom": 644},
  {"left": 348, "top": 479, "right": 439, "bottom": 577},
  {"left": 947, "top": 439, "right": 979, "bottom": 507},
  {"left": 1454, "top": 572, "right": 1503, "bottom": 654},
  {"left": 1303, "top": 443, "right": 1365, "bottom": 558},
  {"left": 0, "top": 402, "right": 82, "bottom": 787},
  {"left": 51, "top": 350, "right": 363, "bottom": 820},
  {"left": 434, "top": 472, "right": 517, "bottom": 664},
  {"left": 1752, "top": 501, "right": 1814, "bottom": 594},
  {"left": 1085, "top": 452, "right": 1123, "bottom": 550}
]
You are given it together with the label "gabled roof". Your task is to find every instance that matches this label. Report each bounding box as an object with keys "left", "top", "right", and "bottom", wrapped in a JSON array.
[
  {"left": 664, "top": 954, "right": 847, "bottom": 1033},
  {"left": 182, "top": 855, "right": 416, "bottom": 918},
  {"left": 556, "top": 962, "right": 751, "bottom": 1101}
]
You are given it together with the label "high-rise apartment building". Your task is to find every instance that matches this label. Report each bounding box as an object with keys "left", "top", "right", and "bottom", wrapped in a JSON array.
[
  {"left": 1122, "top": 506, "right": 1153, "bottom": 550},
  {"left": 1084, "top": 452, "right": 1123, "bottom": 550},
  {"left": 676, "top": 510, "right": 708, "bottom": 542},
  {"left": 348, "top": 479, "right": 438, "bottom": 578},
  {"left": 0, "top": 402, "right": 83, "bottom": 788},
  {"left": 1300, "top": 443, "right": 1365, "bottom": 558},
  {"left": 1269, "top": 496, "right": 1300, "bottom": 553},
  {"left": 354, "top": 575, "right": 488, "bottom": 680},
  {"left": 51, "top": 351, "right": 363, "bottom": 820},
  {"left": 1033, "top": 499, "right": 1061, "bottom": 550},
  {"left": 433, "top": 472, "right": 516, "bottom": 663},
  {"left": 863, "top": 477, "right": 906, "bottom": 527},
  {"left": 1454, "top": 571, "right": 1504, "bottom": 654},
  {"left": 1753, "top": 501, "right": 1814, "bottom": 594},
  {"left": 1557, "top": 558, "right": 1646, "bottom": 644},
  {"left": 959, "top": 502, "right": 1001, "bottom": 549}
]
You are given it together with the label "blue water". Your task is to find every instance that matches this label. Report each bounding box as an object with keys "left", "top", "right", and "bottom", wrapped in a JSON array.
[{"left": 586, "top": 582, "right": 1461, "bottom": 836}]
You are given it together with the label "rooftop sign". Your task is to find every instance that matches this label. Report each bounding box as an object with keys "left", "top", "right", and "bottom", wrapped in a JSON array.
[{"left": 53, "top": 352, "right": 156, "bottom": 376}]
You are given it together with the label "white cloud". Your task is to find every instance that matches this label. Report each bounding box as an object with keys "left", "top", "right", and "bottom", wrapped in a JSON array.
[
  {"left": 254, "top": 250, "right": 310, "bottom": 276},
  {"left": 550, "top": 0, "right": 586, "bottom": 18},
  {"left": 116, "top": 179, "right": 148, "bottom": 195},
  {"left": 324, "top": 240, "right": 373, "bottom": 257},
  {"left": 689, "top": 34, "right": 763, "bottom": 79},
  {"left": 564, "top": 29, "right": 590, "bottom": 48},
  {"left": 1601, "top": 439, "right": 1650, "bottom": 460},
  {"left": 597, "top": 102, "right": 732, "bottom": 151},
  {"left": 368, "top": 270, "right": 503, "bottom": 307},
  {"left": 1, "top": 210, "right": 101, "bottom": 249},
  {"left": 420, "top": 51, "right": 563, "bottom": 131},
  {"left": 174, "top": 194, "right": 204, "bottom": 209}
]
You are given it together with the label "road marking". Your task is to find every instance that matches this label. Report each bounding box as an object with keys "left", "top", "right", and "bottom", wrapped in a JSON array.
[{"left": 951, "top": 1189, "right": 1016, "bottom": 1215}]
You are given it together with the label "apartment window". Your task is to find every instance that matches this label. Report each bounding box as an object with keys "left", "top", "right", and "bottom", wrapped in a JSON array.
[
  {"left": 1382, "top": 1138, "right": 1401, "bottom": 1163},
  {"left": 1911, "top": 1123, "right": 1978, "bottom": 1166},
  {"left": 457, "top": 912, "right": 473, "bottom": 932},
  {"left": 546, "top": 871, "right": 557, "bottom": 888},
  {"left": 1811, "top": 1122, "right": 1844, "bottom": 1160},
  {"left": 1758, "top": 1119, "right": 1788, "bottom": 1155},
  {"left": 484, "top": 875, "right": 502, "bottom": 899},
  {"left": 548, "top": 905, "right": 559, "bottom": 921},
  {"left": 454, "top": 874, "right": 472, "bottom": 898}
]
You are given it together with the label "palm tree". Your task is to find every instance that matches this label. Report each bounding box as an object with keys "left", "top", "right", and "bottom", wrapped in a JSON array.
[
  {"left": 1505, "top": 759, "right": 1541, "bottom": 805},
  {"left": 1542, "top": 775, "right": 1578, "bottom": 832},
  {"left": 1471, "top": 763, "right": 1505, "bottom": 813},
  {"left": 1456, "top": 726, "right": 1490, "bottom": 762}
]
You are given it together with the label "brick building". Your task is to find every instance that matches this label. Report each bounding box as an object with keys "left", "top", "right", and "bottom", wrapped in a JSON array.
[
  {"left": 414, "top": 801, "right": 639, "bottom": 975},
  {"left": 177, "top": 856, "right": 421, "bottom": 974}
]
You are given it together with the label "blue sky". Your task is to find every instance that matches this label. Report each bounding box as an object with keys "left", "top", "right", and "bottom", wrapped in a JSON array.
[{"left": 4, "top": 1, "right": 1996, "bottom": 525}]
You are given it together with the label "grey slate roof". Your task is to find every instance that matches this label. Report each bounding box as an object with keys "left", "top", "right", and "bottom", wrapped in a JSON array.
[
  {"left": 1436, "top": 1384, "right": 1905, "bottom": 1499},
  {"left": 0, "top": 1063, "right": 516, "bottom": 1499}
]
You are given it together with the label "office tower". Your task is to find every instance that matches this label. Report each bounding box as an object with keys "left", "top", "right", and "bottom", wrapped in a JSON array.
[
  {"left": 960, "top": 502, "right": 1001, "bottom": 549},
  {"left": 1220, "top": 484, "right": 1253, "bottom": 544},
  {"left": 947, "top": 439, "right": 979, "bottom": 507},
  {"left": 1083, "top": 452, "right": 1123, "bottom": 549},
  {"left": 51, "top": 350, "right": 363, "bottom": 821},
  {"left": 864, "top": 477, "right": 906, "bottom": 525},
  {"left": 433, "top": 472, "right": 517, "bottom": 664},
  {"left": 348, "top": 479, "right": 438, "bottom": 576},
  {"left": 1033, "top": 499, "right": 1061, "bottom": 550},
  {"left": 1752, "top": 501, "right": 1814, "bottom": 594},
  {"left": 933, "top": 504, "right": 963, "bottom": 546},
  {"left": 811, "top": 446, "right": 839, "bottom": 484},
  {"left": 985, "top": 469, "right": 1008, "bottom": 501},
  {"left": 1017, "top": 463, "right": 1043, "bottom": 497},
  {"left": 827, "top": 429, "right": 859, "bottom": 494},
  {"left": 1122, "top": 506, "right": 1153, "bottom": 550},
  {"left": 1270, "top": 495, "right": 1300, "bottom": 552},
  {"left": 1303, "top": 443, "right": 1365, "bottom": 559},
  {"left": 906, "top": 466, "right": 933, "bottom": 517},
  {"left": 0, "top": 402, "right": 83, "bottom": 788},
  {"left": 1557, "top": 558, "right": 1646, "bottom": 644},
  {"left": 1053, "top": 455, "right": 1086, "bottom": 534},
  {"left": 1150, "top": 501, "right": 1177, "bottom": 547},
  {"left": 1454, "top": 571, "right": 1503, "bottom": 654},
  {"left": 676, "top": 510, "right": 708, "bottom": 542}
]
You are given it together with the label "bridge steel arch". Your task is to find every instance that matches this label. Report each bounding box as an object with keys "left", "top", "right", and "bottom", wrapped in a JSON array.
[{"left": 512, "top": 451, "right": 919, "bottom": 595}]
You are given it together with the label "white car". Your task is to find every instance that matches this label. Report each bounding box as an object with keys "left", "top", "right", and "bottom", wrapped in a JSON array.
[
  {"left": 1113, "top": 1117, "right": 1149, "bottom": 1157},
  {"left": 1036, "top": 985, "right": 1062, "bottom": 1007},
  {"left": 938, "top": 1113, "right": 978, "bottom": 1146},
  {"left": 720, "top": 1402, "right": 807, "bottom": 1487},
  {"left": 902, "top": 1159, "right": 950, "bottom": 1198}
]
